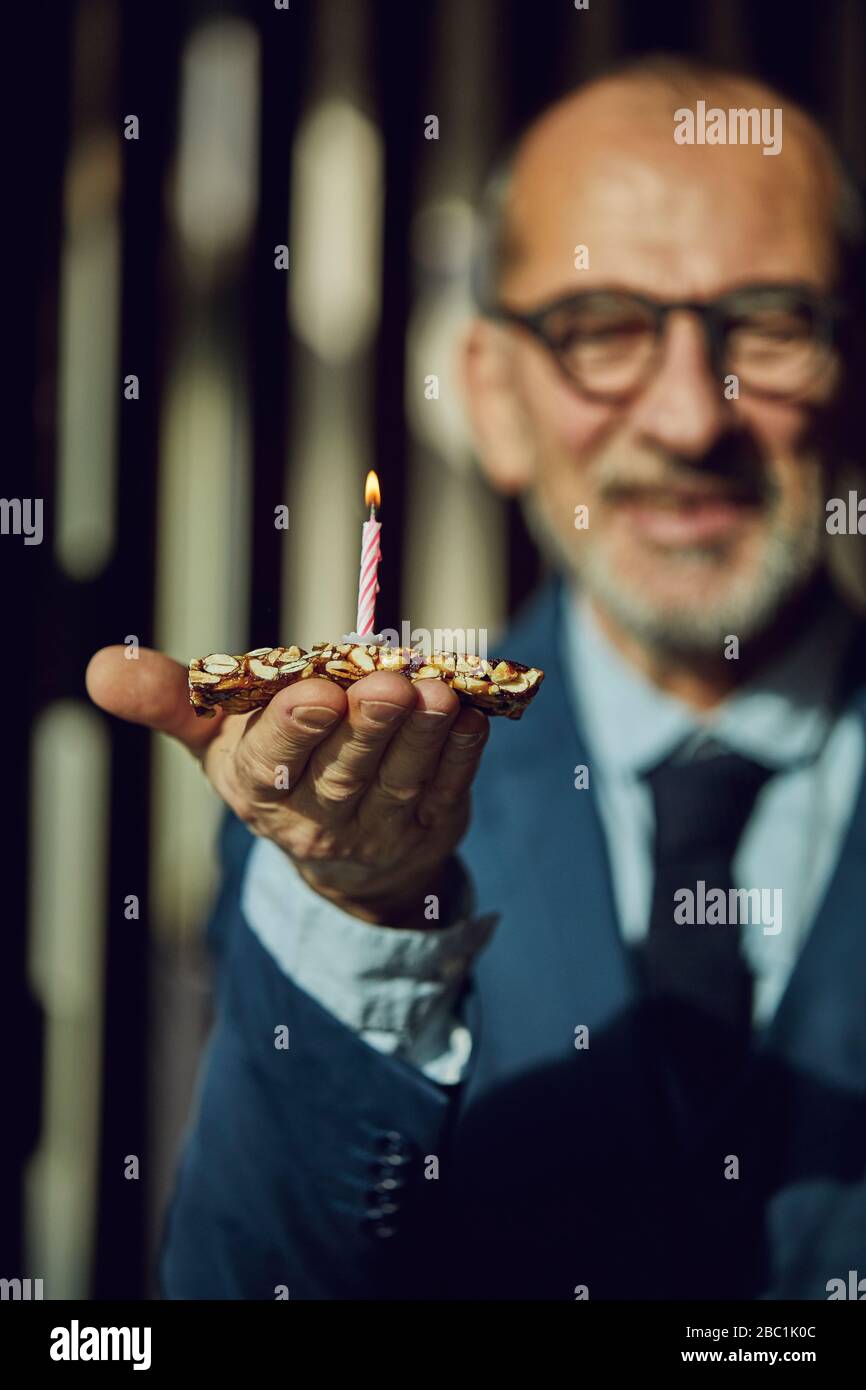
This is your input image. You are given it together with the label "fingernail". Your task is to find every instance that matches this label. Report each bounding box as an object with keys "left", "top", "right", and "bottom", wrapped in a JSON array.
[
  {"left": 292, "top": 706, "right": 339, "bottom": 731},
  {"left": 361, "top": 700, "right": 406, "bottom": 726},
  {"left": 410, "top": 709, "right": 449, "bottom": 727},
  {"left": 450, "top": 730, "right": 483, "bottom": 746}
]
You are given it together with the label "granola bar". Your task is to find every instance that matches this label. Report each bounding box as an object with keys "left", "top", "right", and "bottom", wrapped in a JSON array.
[{"left": 189, "top": 643, "right": 544, "bottom": 720}]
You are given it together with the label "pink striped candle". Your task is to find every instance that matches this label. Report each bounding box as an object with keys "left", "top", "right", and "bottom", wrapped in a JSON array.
[{"left": 355, "top": 471, "right": 382, "bottom": 638}]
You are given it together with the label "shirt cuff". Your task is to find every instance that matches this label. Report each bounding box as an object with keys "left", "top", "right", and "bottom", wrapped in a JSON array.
[{"left": 240, "top": 837, "right": 497, "bottom": 1071}]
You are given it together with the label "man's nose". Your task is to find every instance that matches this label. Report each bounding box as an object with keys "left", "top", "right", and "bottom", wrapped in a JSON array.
[{"left": 629, "top": 311, "right": 730, "bottom": 459}]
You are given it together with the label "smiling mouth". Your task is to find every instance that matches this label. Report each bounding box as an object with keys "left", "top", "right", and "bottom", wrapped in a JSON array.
[{"left": 605, "top": 484, "right": 764, "bottom": 546}]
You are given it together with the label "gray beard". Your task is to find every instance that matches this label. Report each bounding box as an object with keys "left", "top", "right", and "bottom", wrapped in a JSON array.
[{"left": 522, "top": 490, "right": 826, "bottom": 657}]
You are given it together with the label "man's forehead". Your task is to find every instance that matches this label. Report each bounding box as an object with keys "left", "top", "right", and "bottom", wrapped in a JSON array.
[{"left": 503, "top": 79, "right": 839, "bottom": 301}]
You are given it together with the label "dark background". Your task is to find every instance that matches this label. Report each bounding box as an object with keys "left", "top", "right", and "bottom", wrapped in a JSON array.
[{"left": 5, "top": 0, "right": 865, "bottom": 1299}]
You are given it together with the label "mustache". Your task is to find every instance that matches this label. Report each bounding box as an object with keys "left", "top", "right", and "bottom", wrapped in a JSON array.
[{"left": 595, "top": 437, "right": 774, "bottom": 507}]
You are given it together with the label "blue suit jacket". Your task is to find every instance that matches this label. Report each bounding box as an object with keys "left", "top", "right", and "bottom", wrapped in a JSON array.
[{"left": 161, "top": 580, "right": 866, "bottom": 1299}]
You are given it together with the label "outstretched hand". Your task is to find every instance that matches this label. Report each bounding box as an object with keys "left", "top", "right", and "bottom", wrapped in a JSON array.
[{"left": 86, "top": 646, "right": 489, "bottom": 927}]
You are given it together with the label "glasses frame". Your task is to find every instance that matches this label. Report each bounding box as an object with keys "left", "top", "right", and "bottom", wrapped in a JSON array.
[{"left": 484, "top": 282, "right": 847, "bottom": 403}]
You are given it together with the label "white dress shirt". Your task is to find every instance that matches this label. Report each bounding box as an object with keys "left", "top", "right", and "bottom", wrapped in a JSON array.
[{"left": 241, "top": 586, "right": 864, "bottom": 1082}]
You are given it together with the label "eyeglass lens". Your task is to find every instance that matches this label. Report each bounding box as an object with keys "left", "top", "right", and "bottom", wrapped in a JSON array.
[{"left": 542, "top": 289, "right": 831, "bottom": 398}]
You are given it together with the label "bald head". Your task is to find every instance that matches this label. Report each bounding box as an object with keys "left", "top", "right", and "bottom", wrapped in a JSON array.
[{"left": 485, "top": 56, "right": 861, "bottom": 305}]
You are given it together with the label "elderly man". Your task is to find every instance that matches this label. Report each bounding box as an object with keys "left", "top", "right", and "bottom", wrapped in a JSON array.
[{"left": 88, "top": 55, "right": 866, "bottom": 1299}]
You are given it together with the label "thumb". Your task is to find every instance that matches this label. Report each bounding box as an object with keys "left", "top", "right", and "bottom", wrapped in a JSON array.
[{"left": 86, "top": 645, "right": 225, "bottom": 756}]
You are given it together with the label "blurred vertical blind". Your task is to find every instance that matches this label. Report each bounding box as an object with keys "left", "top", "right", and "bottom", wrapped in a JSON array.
[{"left": 11, "top": 0, "right": 865, "bottom": 1299}]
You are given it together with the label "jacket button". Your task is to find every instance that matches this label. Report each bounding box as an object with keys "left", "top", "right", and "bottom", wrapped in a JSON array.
[
  {"left": 374, "top": 1175, "right": 402, "bottom": 1193},
  {"left": 364, "top": 1204, "right": 398, "bottom": 1239}
]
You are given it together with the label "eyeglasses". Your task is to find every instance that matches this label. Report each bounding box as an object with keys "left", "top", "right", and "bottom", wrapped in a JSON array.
[{"left": 485, "top": 284, "right": 846, "bottom": 402}]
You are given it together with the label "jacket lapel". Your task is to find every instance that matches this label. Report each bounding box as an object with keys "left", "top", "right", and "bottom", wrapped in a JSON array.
[
  {"left": 759, "top": 683, "right": 866, "bottom": 1096},
  {"left": 464, "top": 579, "right": 644, "bottom": 1088}
]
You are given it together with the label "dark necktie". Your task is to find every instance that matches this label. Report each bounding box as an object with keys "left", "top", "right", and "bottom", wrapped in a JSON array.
[{"left": 640, "top": 749, "right": 774, "bottom": 1117}]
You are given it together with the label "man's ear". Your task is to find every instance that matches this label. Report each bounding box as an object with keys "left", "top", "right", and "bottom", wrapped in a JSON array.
[{"left": 459, "top": 317, "right": 536, "bottom": 495}]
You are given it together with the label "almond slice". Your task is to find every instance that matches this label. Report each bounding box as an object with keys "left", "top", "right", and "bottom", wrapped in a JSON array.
[
  {"left": 248, "top": 658, "right": 282, "bottom": 680},
  {"left": 202, "top": 654, "right": 239, "bottom": 675},
  {"left": 379, "top": 648, "right": 408, "bottom": 669},
  {"left": 349, "top": 646, "right": 375, "bottom": 672},
  {"left": 454, "top": 675, "right": 488, "bottom": 695},
  {"left": 189, "top": 669, "right": 221, "bottom": 686}
]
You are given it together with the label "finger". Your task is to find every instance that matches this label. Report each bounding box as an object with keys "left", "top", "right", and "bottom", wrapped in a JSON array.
[
  {"left": 226, "top": 677, "right": 347, "bottom": 798},
  {"left": 358, "top": 678, "right": 461, "bottom": 834},
  {"left": 86, "top": 645, "right": 225, "bottom": 756},
  {"left": 291, "top": 670, "right": 416, "bottom": 824},
  {"left": 417, "top": 706, "right": 489, "bottom": 827}
]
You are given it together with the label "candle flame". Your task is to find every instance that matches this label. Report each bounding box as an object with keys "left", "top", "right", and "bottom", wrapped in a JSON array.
[{"left": 365, "top": 471, "right": 381, "bottom": 510}]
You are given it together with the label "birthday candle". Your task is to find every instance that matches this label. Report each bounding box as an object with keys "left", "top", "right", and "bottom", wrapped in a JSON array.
[{"left": 355, "top": 471, "right": 382, "bottom": 638}]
